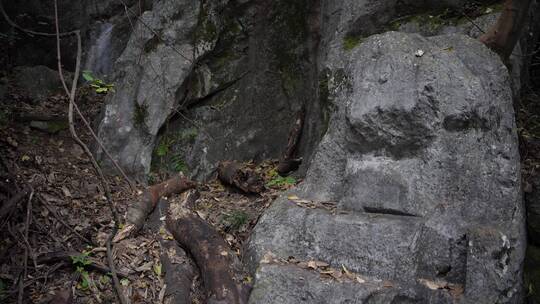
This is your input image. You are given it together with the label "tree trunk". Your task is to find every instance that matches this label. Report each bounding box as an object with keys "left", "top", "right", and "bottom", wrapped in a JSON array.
[{"left": 479, "top": 0, "right": 532, "bottom": 59}]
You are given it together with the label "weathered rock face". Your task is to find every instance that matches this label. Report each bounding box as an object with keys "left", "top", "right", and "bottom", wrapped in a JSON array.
[
  {"left": 95, "top": 0, "right": 202, "bottom": 177},
  {"left": 246, "top": 32, "right": 526, "bottom": 303},
  {"left": 160, "top": 0, "right": 323, "bottom": 179},
  {"left": 96, "top": 0, "right": 324, "bottom": 179}
]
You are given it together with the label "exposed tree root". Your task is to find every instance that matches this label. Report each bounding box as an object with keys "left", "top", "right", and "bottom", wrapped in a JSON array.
[
  {"left": 166, "top": 190, "right": 249, "bottom": 304},
  {"left": 148, "top": 195, "right": 199, "bottom": 303},
  {"left": 277, "top": 105, "right": 305, "bottom": 176},
  {"left": 114, "top": 175, "right": 197, "bottom": 242},
  {"left": 479, "top": 0, "right": 532, "bottom": 59},
  {"left": 48, "top": 288, "right": 72, "bottom": 304},
  {"left": 218, "top": 161, "right": 264, "bottom": 194}
]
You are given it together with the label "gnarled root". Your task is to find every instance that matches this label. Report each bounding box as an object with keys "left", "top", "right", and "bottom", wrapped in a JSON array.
[
  {"left": 166, "top": 190, "right": 249, "bottom": 304},
  {"left": 114, "top": 175, "right": 196, "bottom": 242}
]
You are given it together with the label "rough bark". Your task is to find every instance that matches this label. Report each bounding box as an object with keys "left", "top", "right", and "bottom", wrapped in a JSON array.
[
  {"left": 217, "top": 161, "right": 264, "bottom": 194},
  {"left": 277, "top": 106, "right": 305, "bottom": 176},
  {"left": 114, "top": 175, "right": 197, "bottom": 242},
  {"left": 147, "top": 192, "right": 199, "bottom": 304},
  {"left": 166, "top": 190, "right": 249, "bottom": 304},
  {"left": 479, "top": 0, "right": 533, "bottom": 58}
]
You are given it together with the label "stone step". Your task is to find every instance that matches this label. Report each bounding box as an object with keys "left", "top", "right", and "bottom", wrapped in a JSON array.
[{"left": 246, "top": 196, "right": 428, "bottom": 283}]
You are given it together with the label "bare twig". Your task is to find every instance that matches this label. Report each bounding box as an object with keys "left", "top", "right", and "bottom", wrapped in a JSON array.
[
  {"left": 52, "top": 1, "right": 128, "bottom": 303},
  {"left": 0, "top": 0, "right": 76, "bottom": 37},
  {"left": 18, "top": 188, "right": 34, "bottom": 304},
  {"left": 461, "top": 12, "right": 486, "bottom": 34},
  {"left": 117, "top": 0, "right": 194, "bottom": 63},
  {"left": 37, "top": 195, "right": 95, "bottom": 245}
]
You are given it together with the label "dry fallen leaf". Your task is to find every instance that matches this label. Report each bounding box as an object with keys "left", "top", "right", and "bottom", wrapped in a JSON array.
[
  {"left": 61, "top": 185, "right": 72, "bottom": 198},
  {"left": 419, "top": 278, "right": 442, "bottom": 290}
]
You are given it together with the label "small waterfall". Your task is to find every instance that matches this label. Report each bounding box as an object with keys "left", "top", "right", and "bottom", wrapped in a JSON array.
[{"left": 85, "top": 22, "right": 114, "bottom": 78}]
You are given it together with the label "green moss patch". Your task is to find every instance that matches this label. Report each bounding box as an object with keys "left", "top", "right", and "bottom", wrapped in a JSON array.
[{"left": 343, "top": 35, "right": 364, "bottom": 51}]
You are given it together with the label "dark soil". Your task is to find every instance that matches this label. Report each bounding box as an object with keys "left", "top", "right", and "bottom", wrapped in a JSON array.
[{"left": 0, "top": 81, "right": 295, "bottom": 303}]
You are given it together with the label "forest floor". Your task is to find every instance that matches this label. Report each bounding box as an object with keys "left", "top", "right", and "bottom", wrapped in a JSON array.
[{"left": 0, "top": 82, "right": 296, "bottom": 303}]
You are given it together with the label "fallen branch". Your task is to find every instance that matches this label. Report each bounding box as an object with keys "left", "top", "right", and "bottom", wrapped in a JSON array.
[
  {"left": 18, "top": 188, "right": 34, "bottom": 304},
  {"left": 277, "top": 105, "right": 305, "bottom": 175},
  {"left": 217, "top": 161, "right": 264, "bottom": 194},
  {"left": 166, "top": 191, "right": 249, "bottom": 304},
  {"left": 114, "top": 175, "right": 197, "bottom": 242},
  {"left": 36, "top": 251, "right": 130, "bottom": 278}
]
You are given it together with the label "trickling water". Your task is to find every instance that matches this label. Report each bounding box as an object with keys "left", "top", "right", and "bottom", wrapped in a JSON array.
[{"left": 84, "top": 22, "right": 114, "bottom": 78}]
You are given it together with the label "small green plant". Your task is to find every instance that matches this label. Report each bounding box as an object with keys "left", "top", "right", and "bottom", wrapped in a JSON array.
[
  {"left": 266, "top": 168, "right": 297, "bottom": 187},
  {"left": 180, "top": 128, "right": 198, "bottom": 142},
  {"left": 71, "top": 251, "right": 92, "bottom": 267},
  {"left": 156, "top": 136, "right": 174, "bottom": 157},
  {"left": 76, "top": 266, "right": 91, "bottom": 290},
  {"left": 99, "top": 274, "right": 111, "bottom": 285},
  {"left": 343, "top": 34, "right": 363, "bottom": 51},
  {"left": 82, "top": 70, "right": 115, "bottom": 94},
  {"left": 71, "top": 251, "right": 93, "bottom": 290},
  {"left": 171, "top": 154, "right": 188, "bottom": 173},
  {"left": 266, "top": 175, "right": 297, "bottom": 188},
  {"left": 222, "top": 211, "right": 248, "bottom": 231}
]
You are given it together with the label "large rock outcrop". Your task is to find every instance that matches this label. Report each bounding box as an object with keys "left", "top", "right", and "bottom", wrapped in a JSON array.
[
  {"left": 95, "top": 0, "right": 203, "bottom": 177},
  {"left": 246, "top": 31, "right": 526, "bottom": 303},
  {"left": 96, "top": 0, "right": 324, "bottom": 180}
]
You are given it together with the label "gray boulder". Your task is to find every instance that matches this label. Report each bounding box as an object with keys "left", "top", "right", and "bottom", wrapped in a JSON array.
[
  {"left": 246, "top": 32, "right": 525, "bottom": 303},
  {"left": 13, "top": 66, "right": 65, "bottom": 101},
  {"left": 95, "top": 0, "right": 202, "bottom": 178}
]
